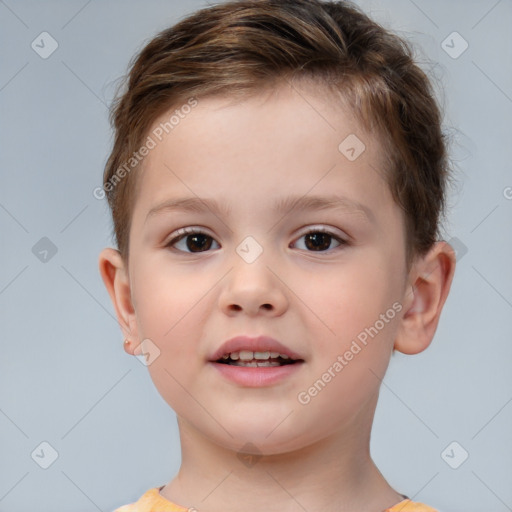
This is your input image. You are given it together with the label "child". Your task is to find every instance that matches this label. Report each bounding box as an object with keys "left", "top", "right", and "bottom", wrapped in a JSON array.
[{"left": 98, "top": 0, "right": 456, "bottom": 510}]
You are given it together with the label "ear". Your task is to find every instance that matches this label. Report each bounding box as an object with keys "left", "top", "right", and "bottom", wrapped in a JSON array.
[
  {"left": 98, "top": 248, "right": 140, "bottom": 356},
  {"left": 394, "top": 241, "right": 456, "bottom": 355}
]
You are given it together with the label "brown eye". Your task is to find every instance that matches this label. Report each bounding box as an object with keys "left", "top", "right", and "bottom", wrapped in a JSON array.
[
  {"left": 167, "top": 229, "right": 220, "bottom": 253},
  {"left": 304, "top": 232, "right": 333, "bottom": 251},
  {"left": 293, "top": 229, "right": 345, "bottom": 252}
]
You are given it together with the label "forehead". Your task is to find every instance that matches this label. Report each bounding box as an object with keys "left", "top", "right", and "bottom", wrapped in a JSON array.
[{"left": 132, "top": 81, "right": 391, "bottom": 219}]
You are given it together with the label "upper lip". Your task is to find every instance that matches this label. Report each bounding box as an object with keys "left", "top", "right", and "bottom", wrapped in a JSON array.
[{"left": 209, "top": 335, "right": 303, "bottom": 362}]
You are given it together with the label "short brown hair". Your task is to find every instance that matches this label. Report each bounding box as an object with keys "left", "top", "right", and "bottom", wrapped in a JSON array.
[{"left": 103, "top": 0, "right": 450, "bottom": 268}]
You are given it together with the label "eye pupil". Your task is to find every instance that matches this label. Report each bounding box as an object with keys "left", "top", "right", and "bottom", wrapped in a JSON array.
[
  {"left": 305, "top": 232, "right": 331, "bottom": 251},
  {"left": 186, "top": 234, "right": 212, "bottom": 252}
]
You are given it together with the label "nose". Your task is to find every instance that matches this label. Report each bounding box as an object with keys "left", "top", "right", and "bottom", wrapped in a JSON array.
[{"left": 218, "top": 252, "right": 289, "bottom": 317}]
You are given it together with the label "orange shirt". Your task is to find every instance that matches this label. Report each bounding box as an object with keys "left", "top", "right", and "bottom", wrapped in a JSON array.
[{"left": 114, "top": 487, "right": 440, "bottom": 512}]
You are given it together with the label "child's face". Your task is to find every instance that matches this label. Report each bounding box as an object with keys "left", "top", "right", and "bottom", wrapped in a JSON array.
[{"left": 111, "top": 83, "right": 418, "bottom": 453}]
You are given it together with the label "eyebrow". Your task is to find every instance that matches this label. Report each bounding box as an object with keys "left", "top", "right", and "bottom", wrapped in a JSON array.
[{"left": 145, "top": 194, "right": 375, "bottom": 224}]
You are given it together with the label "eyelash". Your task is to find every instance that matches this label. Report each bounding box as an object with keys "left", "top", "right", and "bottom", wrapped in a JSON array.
[{"left": 165, "top": 226, "right": 348, "bottom": 254}]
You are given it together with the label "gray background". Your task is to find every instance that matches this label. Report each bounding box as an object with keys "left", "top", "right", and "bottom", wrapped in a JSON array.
[{"left": 1, "top": 0, "right": 511, "bottom": 511}]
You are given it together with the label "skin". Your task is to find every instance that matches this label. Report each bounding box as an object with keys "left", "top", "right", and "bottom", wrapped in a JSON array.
[{"left": 99, "top": 81, "right": 456, "bottom": 512}]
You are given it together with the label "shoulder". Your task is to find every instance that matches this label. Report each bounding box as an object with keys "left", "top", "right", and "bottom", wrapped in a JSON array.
[
  {"left": 113, "top": 487, "right": 190, "bottom": 512},
  {"left": 385, "top": 498, "right": 441, "bottom": 512}
]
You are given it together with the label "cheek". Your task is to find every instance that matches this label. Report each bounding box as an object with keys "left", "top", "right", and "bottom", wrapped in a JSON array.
[
  {"left": 297, "top": 250, "right": 401, "bottom": 345},
  {"left": 131, "top": 257, "right": 205, "bottom": 339},
  {"left": 130, "top": 261, "right": 211, "bottom": 406},
  {"left": 292, "top": 257, "right": 401, "bottom": 425}
]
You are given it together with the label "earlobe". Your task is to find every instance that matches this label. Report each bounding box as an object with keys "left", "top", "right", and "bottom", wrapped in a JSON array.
[
  {"left": 98, "top": 248, "right": 138, "bottom": 354},
  {"left": 394, "top": 241, "right": 456, "bottom": 355}
]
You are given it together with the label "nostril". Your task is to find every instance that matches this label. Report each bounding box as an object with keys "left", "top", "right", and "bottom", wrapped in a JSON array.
[{"left": 227, "top": 304, "right": 273, "bottom": 312}]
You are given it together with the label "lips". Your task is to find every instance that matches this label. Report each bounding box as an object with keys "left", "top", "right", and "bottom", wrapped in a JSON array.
[
  {"left": 209, "top": 335, "right": 304, "bottom": 363},
  {"left": 209, "top": 335, "right": 304, "bottom": 387}
]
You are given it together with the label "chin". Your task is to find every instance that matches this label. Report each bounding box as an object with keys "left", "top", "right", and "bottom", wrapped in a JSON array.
[{"left": 214, "top": 418, "right": 315, "bottom": 456}]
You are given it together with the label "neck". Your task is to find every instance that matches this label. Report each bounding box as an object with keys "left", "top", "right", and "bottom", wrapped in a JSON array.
[{"left": 161, "top": 412, "right": 404, "bottom": 512}]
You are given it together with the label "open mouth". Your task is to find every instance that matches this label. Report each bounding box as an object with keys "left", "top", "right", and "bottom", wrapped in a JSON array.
[{"left": 216, "top": 350, "right": 301, "bottom": 367}]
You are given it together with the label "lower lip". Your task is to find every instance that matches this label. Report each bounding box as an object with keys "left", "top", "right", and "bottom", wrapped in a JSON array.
[{"left": 209, "top": 361, "right": 303, "bottom": 387}]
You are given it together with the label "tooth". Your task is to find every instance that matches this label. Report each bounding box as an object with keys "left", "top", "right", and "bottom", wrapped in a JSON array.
[
  {"left": 254, "top": 351, "right": 270, "bottom": 359},
  {"left": 239, "top": 350, "right": 254, "bottom": 361},
  {"left": 270, "top": 352, "right": 279, "bottom": 358},
  {"left": 242, "top": 361, "right": 258, "bottom": 367},
  {"left": 280, "top": 354, "right": 289, "bottom": 359},
  {"left": 256, "top": 361, "right": 280, "bottom": 367},
  {"left": 222, "top": 354, "right": 229, "bottom": 359},
  {"left": 230, "top": 352, "right": 239, "bottom": 360}
]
